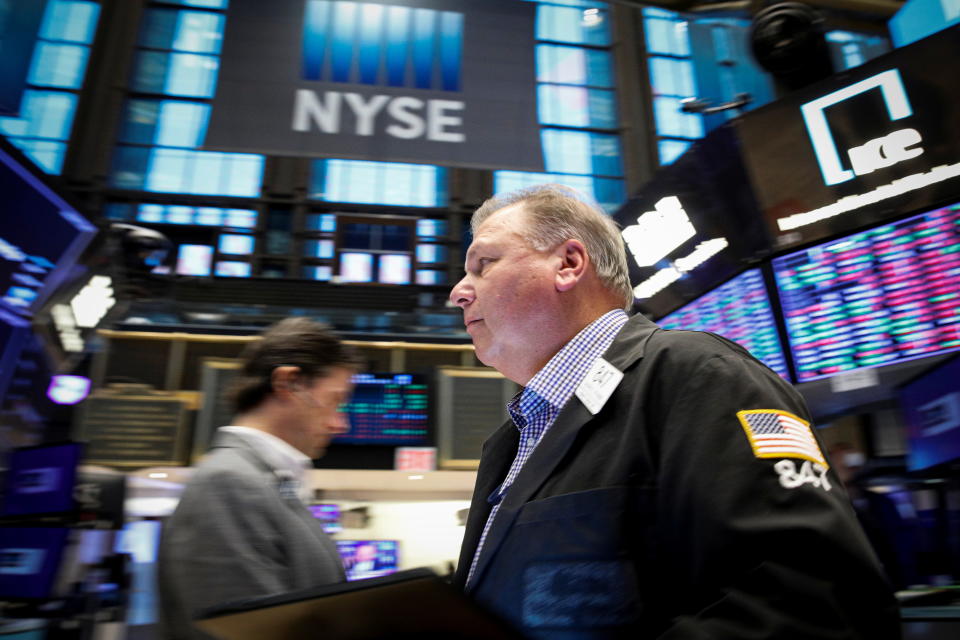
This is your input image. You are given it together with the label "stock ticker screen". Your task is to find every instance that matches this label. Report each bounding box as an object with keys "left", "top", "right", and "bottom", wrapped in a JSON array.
[
  {"left": 773, "top": 203, "right": 960, "bottom": 382},
  {"left": 658, "top": 269, "right": 791, "bottom": 380},
  {"left": 334, "top": 373, "right": 429, "bottom": 445}
]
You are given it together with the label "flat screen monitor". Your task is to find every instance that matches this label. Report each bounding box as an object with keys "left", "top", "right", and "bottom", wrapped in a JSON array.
[
  {"left": 658, "top": 269, "right": 791, "bottom": 380},
  {"left": 0, "top": 527, "right": 71, "bottom": 599},
  {"left": 175, "top": 244, "right": 213, "bottom": 276},
  {"left": 336, "top": 540, "right": 399, "bottom": 581},
  {"left": 900, "top": 356, "right": 960, "bottom": 472},
  {"left": 378, "top": 254, "right": 411, "bottom": 285},
  {"left": 773, "top": 202, "right": 960, "bottom": 382},
  {"left": 1, "top": 442, "right": 83, "bottom": 517},
  {"left": 0, "top": 145, "right": 97, "bottom": 316},
  {"left": 339, "top": 252, "right": 373, "bottom": 283},
  {"left": 307, "top": 504, "right": 341, "bottom": 534},
  {"left": 334, "top": 373, "right": 429, "bottom": 446}
]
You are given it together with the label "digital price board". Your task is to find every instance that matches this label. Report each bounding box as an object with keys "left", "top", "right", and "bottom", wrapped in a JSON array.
[
  {"left": 773, "top": 202, "right": 960, "bottom": 382},
  {"left": 335, "top": 373, "right": 429, "bottom": 445},
  {"left": 658, "top": 269, "right": 791, "bottom": 380}
]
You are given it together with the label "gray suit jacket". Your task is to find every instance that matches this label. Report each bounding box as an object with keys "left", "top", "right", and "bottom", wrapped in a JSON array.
[{"left": 157, "top": 430, "right": 345, "bottom": 639}]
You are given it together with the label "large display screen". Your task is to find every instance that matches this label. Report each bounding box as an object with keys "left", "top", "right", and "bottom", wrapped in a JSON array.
[
  {"left": 334, "top": 373, "right": 429, "bottom": 445},
  {"left": 658, "top": 269, "right": 791, "bottom": 380},
  {"left": 1, "top": 442, "right": 83, "bottom": 517},
  {"left": 900, "top": 356, "right": 960, "bottom": 472},
  {"left": 0, "top": 527, "right": 70, "bottom": 599},
  {"left": 0, "top": 145, "right": 97, "bottom": 316},
  {"left": 336, "top": 540, "right": 399, "bottom": 581},
  {"left": 773, "top": 203, "right": 960, "bottom": 382}
]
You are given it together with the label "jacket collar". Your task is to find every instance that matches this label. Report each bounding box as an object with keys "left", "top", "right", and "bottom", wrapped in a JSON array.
[{"left": 462, "top": 314, "right": 660, "bottom": 589}]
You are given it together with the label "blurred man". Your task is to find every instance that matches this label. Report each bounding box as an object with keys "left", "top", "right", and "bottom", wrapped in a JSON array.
[
  {"left": 449, "top": 185, "right": 900, "bottom": 638},
  {"left": 158, "top": 318, "right": 359, "bottom": 639}
]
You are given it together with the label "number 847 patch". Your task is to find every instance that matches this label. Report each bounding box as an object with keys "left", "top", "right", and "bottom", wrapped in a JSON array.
[{"left": 736, "top": 409, "right": 832, "bottom": 491}]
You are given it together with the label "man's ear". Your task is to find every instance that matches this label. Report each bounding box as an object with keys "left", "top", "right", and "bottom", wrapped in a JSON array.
[
  {"left": 271, "top": 366, "right": 301, "bottom": 396},
  {"left": 555, "top": 239, "right": 588, "bottom": 292}
]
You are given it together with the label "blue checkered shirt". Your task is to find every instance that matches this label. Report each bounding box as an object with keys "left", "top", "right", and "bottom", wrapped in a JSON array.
[{"left": 465, "top": 309, "right": 629, "bottom": 588}]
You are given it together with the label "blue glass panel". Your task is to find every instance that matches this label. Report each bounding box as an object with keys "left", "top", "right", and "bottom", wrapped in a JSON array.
[
  {"left": 537, "top": 5, "right": 610, "bottom": 45},
  {"left": 543, "top": 129, "right": 623, "bottom": 177},
  {"left": 40, "top": 1, "right": 100, "bottom": 44},
  {"left": 659, "top": 139, "right": 692, "bottom": 165},
  {"left": 438, "top": 11, "right": 463, "bottom": 91},
  {"left": 140, "top": 149, "right": 264, "bottom": 196},
  {"left": 357, "top": 3, "right": 383, "bottom": 85},
  {"left": 538, "top": 85, "right": 616, "bottom": 128},
  {"left": 110, "top": 146, "right": 151, "bottom": 189},
  {"left": 649, "top": 57, "right": 696, "bottom": 97},
  {"left": 174, "top": 11, "right": 224, "bottom": 53},
  {"left": 385, "top": 6, "right": 411, "bottom": 87},
  {"left": 536, "top": 46, "right": 612, "bottom": 88},
  {"left": 312, "top": 160, "right": 445, "bottom": 207},
  {"left": 302, "top": 0, "right": 329, "bottom": 81},
  {"left": 6, "top": 138, "right": 66, "bottom": 174},
  {"left": 412, "top": 8, "right": 435, "bottom": 89},
  {"left": 0, "top": 90, "right": 77, "bottom": 139},
  {"left": 165, "top": 53, "right": 218, "bottom": 97},
  {"left": 156, "top": 101, "right": 209, "bottom": 147},
  {"left": 643, "top": 11, "right": 690, "bottom": 56},
  {"left": 653, "top": 96, "right": 704, "bottom": 139},
  {"left": 119, "top": 100, "right": 160, "bottom": 144},
  {"left": 330, "top": 2, "right": 357, "bottom": 83},
  {"left": 28, "top": 43, "right": 88, "bottom": 88}
]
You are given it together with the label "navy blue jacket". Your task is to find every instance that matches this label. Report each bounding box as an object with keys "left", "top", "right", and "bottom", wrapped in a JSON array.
[{"left": 455, "top": 313, "right": 900, "bottom": 639}]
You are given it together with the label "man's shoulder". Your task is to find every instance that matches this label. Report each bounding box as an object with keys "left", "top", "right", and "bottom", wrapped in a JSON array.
[{"left": 644, "top": 326, "right": 749, "bottom": 362}]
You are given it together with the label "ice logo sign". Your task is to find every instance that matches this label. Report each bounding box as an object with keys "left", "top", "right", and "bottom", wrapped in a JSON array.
[{"left": 800, "top": 69, "right": 925, "bottom": 186}]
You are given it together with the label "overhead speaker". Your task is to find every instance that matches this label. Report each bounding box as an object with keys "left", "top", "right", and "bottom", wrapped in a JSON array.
[{"left": 749, "top": 2, "right": 835, "bottom": 95}]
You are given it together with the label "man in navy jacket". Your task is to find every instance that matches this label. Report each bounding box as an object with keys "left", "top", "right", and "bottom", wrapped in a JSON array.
[{"left": 448, "top": 184, "right": 900, "bottom": 639}]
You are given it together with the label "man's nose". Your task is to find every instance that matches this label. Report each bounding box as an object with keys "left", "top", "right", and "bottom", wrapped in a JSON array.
[
  {"left": 449, "top": 276, "right": 474, "bottom": 308},
  {"left": 330, "top": 410, "right": 349, "bottom": 434}
]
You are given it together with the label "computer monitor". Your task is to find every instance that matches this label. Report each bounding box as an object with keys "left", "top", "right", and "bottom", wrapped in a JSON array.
[
  {"left": 658, "top": 268, "right": 791, "bottom": 380},
  {"left": 0, "top": 527, "right": 71, "bottom": 599},
  {"left": 772, "top": 202, "right": 960, "bottom": 382},
  {"left": 1, "top": 442, "right": 83, "bottom": 517},
  {"left": 900, "top": 356, "right": 960, "bottom": 472},
  {"left": 336, "top": 540, "right": 399, "bottom": 581},
  {"left": 307, "top": 504, "right": 341, "bottom": 534},
  {"left": 334, "top": 373, "right": 429, "bottom": 446}
]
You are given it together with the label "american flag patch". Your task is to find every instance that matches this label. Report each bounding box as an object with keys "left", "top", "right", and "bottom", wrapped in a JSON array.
[{"left": 736, "top": 409, "right": 828, "bottom": 468}]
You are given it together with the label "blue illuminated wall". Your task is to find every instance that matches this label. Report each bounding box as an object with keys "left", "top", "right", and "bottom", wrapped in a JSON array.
[{"left": 0, "top": 0, "right": 100, "bottom": 174}]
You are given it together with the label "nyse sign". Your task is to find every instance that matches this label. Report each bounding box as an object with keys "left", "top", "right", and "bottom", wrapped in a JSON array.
[
  {"left": 205, "top": 0, "right": 543, "bottom": 171},
  {"left": 292, "top": 90, "right": 464, "bottom": 142}
]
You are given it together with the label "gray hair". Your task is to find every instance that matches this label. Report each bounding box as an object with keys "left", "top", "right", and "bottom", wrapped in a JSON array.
[{"left": 471, "top": 184, "right": 633, "bottom": 310}]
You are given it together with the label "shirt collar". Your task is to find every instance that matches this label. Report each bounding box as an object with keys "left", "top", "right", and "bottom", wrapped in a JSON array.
[
  {"left": 219, "top": 426, "right": 313, "bottom": 498},
  {"left": 508, "top": 309, "right": 629, "bottom": 429}
]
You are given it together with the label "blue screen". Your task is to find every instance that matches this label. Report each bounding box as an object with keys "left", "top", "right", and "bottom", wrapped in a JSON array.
[
  {"left": 901, "top": 356, "right": 960, "bottom": 472},
  {"left": 334, "top": 373, "right": 429, "bottom": 445},
  {"left": 0, "top": 527, "right": 70, "bottom": 599},
  {"left": 336, "top": 540, "right": 399, "bottom": 581},
  {"left": 1, "top": 442, "right": 82, "bottom": 516},
  {"left": 658, "top": 269, "right": 791, "bottom": 380}
]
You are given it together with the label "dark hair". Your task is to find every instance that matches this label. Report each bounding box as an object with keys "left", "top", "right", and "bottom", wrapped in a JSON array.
[{"left": 229, "top": 317, "right": 362, "bottom": 414}]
